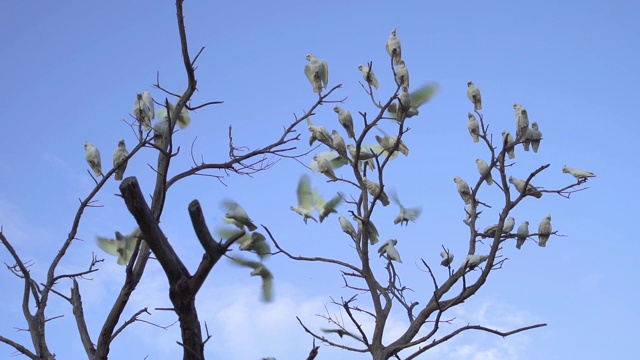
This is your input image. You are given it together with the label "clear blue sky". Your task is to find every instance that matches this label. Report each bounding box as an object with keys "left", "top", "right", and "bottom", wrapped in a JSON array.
[{"left": 0, "top": 1, "right": 637, "bottom": 359}]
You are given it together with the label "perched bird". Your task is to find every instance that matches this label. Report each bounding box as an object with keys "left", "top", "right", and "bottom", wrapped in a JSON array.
[
  {"left": 331, "top": 130, "right": 349, "bottom": 163},
  {"left": 353, "top": 214, "right": 379, "bottom": 245},
  {"left": 222, "top": 199, "right": 257, "bottom": 231},
  {"left": 290, "top": 174, "right": 317, "bottom": 224},
  {"left": 395, "top": 60, "right": 409, "bottom": 89},
  {"left": 516, "top": 221, "right": 529, "bottom": 249},
  {"left": 308, "top": 151, "right": 347, "bottom": 172},
  {"left": 389, "top": 189, "right": 421, "bottom": 225},
  {"left": 386, "top": 28, "right": 402, "bottom": 65},
  {"left": 514, "top": 102, "right": 530, "bottom": 141},
  {"left": 526, "top": 122, "right": 542, "bottom": 153},
  {"left": 363, "top": 178, "right": 390, "bottom": 206},
  {"left": 230, "top": 256, "right": 273, "bottom": 302},
  {"left": 453, "top": 176, "right": 473, "bottom": 205},
  {"left": 347, "top": 144, "right": 376, "bottom": 171},
  {"left": 321, "top": 328, "right": 362, "bottom": 341},
  {"left": 482, "top": 217, "right": 515, "bottom": 238},
  {"left": 358, "top": 64, "right": 379, "bottom": 90},
  {"left": 313, "top": 189, "right": 342, "bottom": 223},
  {"left": 509, "top": 176, "right": 542, "bottom": 198},
  {"left": 467, "top": 81, "right": 482, "bottom": 111},
  {"left": 464, "top": 202, "right": 477, "bottom": 223},
  {"left": 334, "top": 106, "right": 356, "bottom": 139},
  {"left": 537, "top": 215, "right": 552, "bottom": 247},
  {"left": 153, "top": 119, "right": 169, "bottom": 149},
  {"left": 338, "top": 216, "right": 357, "bottom": 240},
  {"left": 375, "top": 127, "right": 409, "bottom": 158},
  {"left": 112, "top": 139, "right": 129, "bottom": 181},
  {"left": 378, "top": 239, "right": 402, "bottom": 263},
  {"left": 502, "top": 130, "right": 516, "bottom": 159},
  {"left": 307, "top": 118, "right": 333, "bottom": 147},
  {"left": 562, "top": 165, "right": 596, "bottom": 181},
  {"left": 314, "top": 154, "right": 338, "bottom": 181},
  {"left": 463, "top": 254, "right": 488, "bottom": 270},
  {"left": 84, "top": 141, "right": 103, "bottom": 177},
  {"left": 156, "top": 101, "right": 190, "bottom": 129},
  {"left": 467, "top": 112, "right": 480, "bottom": 143},
  {"left": 475, "top": 158, "right": 493, "bottom": 185},
  {"left": 440, "top": 251, "right": 454, "bottom": 267},
  {"left": 386, "top": 82, "right": 439, "bottom": 120},
  {"left": 304, "top": 53, "right": 329, "bottom": 93},
  {"left": 133, "top": 90, "right": 154, "bottom": 131},
  {"left": 96, "top": 230, "right": 140, "bottom": 265}
]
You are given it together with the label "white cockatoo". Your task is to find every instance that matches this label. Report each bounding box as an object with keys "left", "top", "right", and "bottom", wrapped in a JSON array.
[
  {"left": 454, "top": 176, "right": 473, "bottom": 205},
  {"left": 386, "top": 28, "right": 402, "bottom": 65},
  {"left": 307, "top": 118, "right": 333, "bottom": 147},
  {"left": 537, "top": 215, "right": 552, "bottom": 247},
  {"left": 331, "top": 130, "right": 349, "bottom": 163},
  {"left": 112, "top": 139, "right": 129, "bottom": 181},
  {"left": 290, "top": 174, "right": 317, "bottom": 224},
  {"left": 516, "top": 221, "right": 529, "bottom": 249},
  {"left": 222, "top": 199, "right": 257, "bottom": 231},
  {"left": 133, "top": 91, "right": 154, "bottom": 131},
  {"left": 321, "top": 328, "right": 362, "bottom": 341},
  {"left": 333, "top": 106, "right": 355, "bottom": 139},
  {"left": 526, "top": 122, "right": 542, "bottom": 153},
  {"left": 375, "top": 127, "right": 409, "bottom": 158},
  {"left": 502, "top": 130, "right": 516, "bottom": 159},
  {"left": 304, "top": 53, "right": 329, "bottom": 93},
  {"left": 386, "top": 82, "right": 439, "bottom": 120},
  {"left": 378, "top": 239, "right": 402, "bottom": 263},
  {"left": 84, "top": 141, "right": 103, "bottom": 177},
  {"left": 363, "top": 178, "right": 390, "bottom": 206},
  {"left": 463, "top": 254, "right": 488, "bottom": 270},
  {"left": 482, "top": 217, "right": 515, "bottom": 238},
  {"left": 513, "top": 102, "right": 530, "bottom": 141},
  {"left": 347, "top": 144, "right": 376, "bottom": 171},
  {"left": 156, "top": 101, "right": 190, "bottom": 129},
  {"left": 358, "top": 64, "right": 379, "bottom": 90},
  {"left": 230, "top": 256, "right": 273, "bottom": 302},
  {"left": 314, "top": 154, "right": 338, "bottom": 181},
  {"left": 467, "top": 112, "right": 480, "bottom": 143},
  {"left": 467, "top": 81, "right": 482, "bottom": 111},
  {"left": 313, "top": 189, "right": 342, "bottom": 223},
  {"left": 353, "top": 214, "right": 379, "bottom": 245},
  {"left": 509, "top": 176, "right": 542, "bottom": 199},
  {"left": 475, "top": 158, "right": 493, "bottom": 185},
  {"left": 308, "top": 151, "right": 347, "bottom": 173},
  {"left": 440, "top": 251, "right": 454, "bottom": 266},
  {"left": 389, "top": 189, "right": 421, "bottom": 225},
  {"left": 395, "top": 60, "right": 409, "bottom": 89},
  {"left": 464, "top": 202, "right": 477, "bottom": 223},
  {"left": 96, "top": 229, "right": 140, "bottom": 265},
  {"left": 216, "top": 227, "right": 270, "bottom": 259},
  {"left": 338, "top": 216, "right": 357, "bottom": 240},
  {"left": 562, "top": 165, "right": 596, "bottom": 181},
  {"left": 395, "top": 87, "right": 412, "bottom": 121},
  {"left": 153, "top": 118, "right": 169, "bottom": 149}
]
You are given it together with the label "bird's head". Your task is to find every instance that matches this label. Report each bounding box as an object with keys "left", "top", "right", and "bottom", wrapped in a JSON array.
[{"left": 467, "top": 81, "right": 473, "bottom": 87}]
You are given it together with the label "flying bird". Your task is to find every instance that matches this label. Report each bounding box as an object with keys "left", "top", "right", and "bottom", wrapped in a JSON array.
[
  {"left": 216, "top": 227, "right": 270, "bottom": 260},
  {"left": 440, "top": 251, "right": 454, "bottom": 267},
  {"left": 509, "top": 176, "right": 542, "bottom": 198},
  {"left": 537, "top": 215, "right": 552, "bottom": 247},
  {"left": 84, "top": 141, "right": 103, "bottom": 177},
  {"left": 363, "top": 178, "right": 390, "bottom": 206},
  {"left": 378, "top": 239, "right": 402, "bottom": 263},
  {"left": 562, "top": 165, "right": 596, "bottom": 181},
  {"left": 467, "top": 112, "right": 480, "bottom": 143},
  {"left": 133, "top": 90, "right": 154, "bottom": 131},
  {"left": 222, "top": 199, "right": 257, "bottom": 231},
  {"left": 516, "top": 221, "right": 529, "bottom": 249},
  {"left": 333, "top": 106, "right": 355, "bottom": 139},
  {"left": 304, "top": 53, "right": 329, "bottom": 93},
  {"left": 386, "top": 28, "right": 402, "bottom": 65},
  {"left": 386, "top": 82, "right": 439, "bottom": 120},
  {"left": 112, "top": 139, "right": 129, "bottom": 181},
  {"left": 156, "top": 101, "right": 190, "bottom": 129},
  {"left": 375, "top": 127, "right": 409, "bottom": 158},
  {"left": 389, "top": 189, "right": 421, "bottom": 225},
  {"left": 313, "top": 189, "right": 343, "bottom": 223},
  {"left": 338, "top": 216, "right": 357, "bottom": 240},
  {"left": 321, "top": 328, "right": 362, "bottom": 341},
  {"left": 230, "top": 256, "right": 274, "bottom": 302},
  {"left": 96, "top": 229, "right": 140, "bottom": 265},
  {"left": 475, "top": 158, "right": 493, "bottom": 185},
  {"left": 467, "top": 81, "right": 482, "bottom": 111},
  {"left": 454, "top": 176, "right": 473, "bottom": 205},
  {"left": 358, "top": 64, "right": 379, "bottom": 90},
  {"left": 290, "top": 174, "right": 317, "bottom": 224}
]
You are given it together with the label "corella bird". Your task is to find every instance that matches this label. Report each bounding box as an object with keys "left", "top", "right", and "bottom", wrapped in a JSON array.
[
  {"left": 347, "top": 144, "right": 376, "bottom": 171},
  {"left": 96, "top": 229, "right": 140, "bottom": 265},
  {"left": 475, "top": 158, "right": 493, "bottom": 185},
  {"left": 304, "top": 53, "right": 329, "bottom": 93},
  {"left": 386, "top": 82, "right": 439, "bottom": 120},
  {"left": 133, "top": 90, "right": 154, "bottom": 131},
  {"left": 307, "top": 118, "right": 333, "bottom": 147},
  {"left": 482, "top": 217, "right": 515, "bottom": 238},
  {"left": 386, "top": 28, "right": 402, "bottom": 65},
  {"left": 321, "top": 328, "right": 362, "bottom": 341},
  {"left": 509, "top": 176, "right": 542, "bottom": 199},
  {"left": 290, "top": 174, "right": 317, "bottom": 224},
  {"left": 331, "top": 130, "right": 349, "bottom": 163},
  {"left": 353, "top": 214, "right": 379, "bottom": 245},
  {"left": 516, "top": 221, "right": 529, "bottom": 249},
  {"left": 525, "top": 122, "right": 542, "bottom": 153},
  {"left": 308, "top": 151, "right": 347, "bottom": 173},
  {"left": 502, "top": 130, "right": 516, "bottom": 159},
  {"left": 467, "top": 81, "right": 482, "bottom": 111},
  {"left": 463, "top": 254, "right": 488, "bottom": 270},
  {"left": 230, "top": 256, "right": 273, "bottom": 302},
  {"left": 153, "top": 118, "right": 169, "bottom": 149},
  {"left": 389, "top": 189, "right": 421, "bottom": 225},
  {"left": 378, "top": 239, "right": 402, "bottom": 263},
  {"left": 395, "top": 60, "right": 409, "bottom": 89},
  {"left": 375, "top": 127, "right": 409, "bottom": 158},
  {"left": 338, "top": 216, "right": 357, "bottom": 240},
  {"left": 537, "top": 215, "right": 552, "bottom": 247},
  {"left": 562, "top": 165, "right": 596, "bottom": 181},
  {"left": 440, "top": 251, "right": 454, "bottom": 267},
  {"left": 222, "top": 199, "right": 257, "bottom": 231},
  {"left": 314, "top": 154, "right": 338, "bottom": 181},
  {"left": 84, "top": 141, "right": 103, "bottom": 177},
  {"left": 216, "top": 227, "right": 270, "bottom": 259},
  {"left": 454, "top": 176, "right": 473, "bottom": 205},
  {"left": 156, "top": 101, "right": 191, "bottom": 129},
  {"left": 514, "top": 102, "right": 529, "bottom": 141},
  {"left": 363, "top": 178, "right": 390, "bottom": 206},
  {"left": 333, "top": 106, "right": 355, "bottom": 139},
  {"left": 467, "top": 112, "right": 480, "bottom": 143},
  {"left": 358, "top": 64, "right": 379, "bottom": 90},
  {"left": 112, "top": 139, "right": 129, "bottom": 181},
  {"left": 313, "top": 189, "right": 343, "bottom": 223},
  {"left": 464, "top": 202, "right": 477, "bottom": 223}
]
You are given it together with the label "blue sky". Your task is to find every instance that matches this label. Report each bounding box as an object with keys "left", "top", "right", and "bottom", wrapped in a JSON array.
[{"left": 0, "top": 1, "right": 638, "bottom": 359}]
